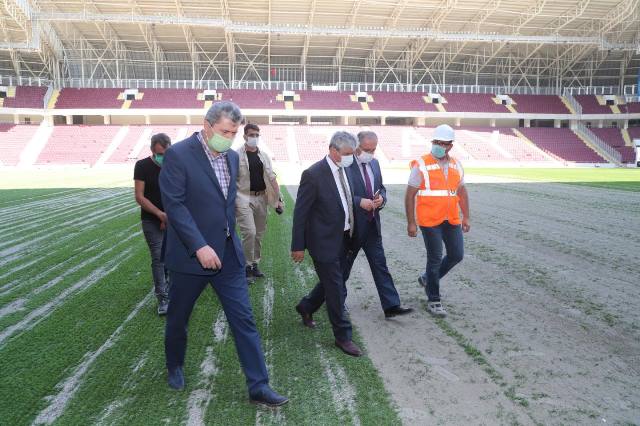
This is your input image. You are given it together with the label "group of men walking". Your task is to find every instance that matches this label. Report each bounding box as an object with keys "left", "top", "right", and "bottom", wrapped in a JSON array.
[{"left": 133, "top": 101, "right": 470, "bottom": 406}]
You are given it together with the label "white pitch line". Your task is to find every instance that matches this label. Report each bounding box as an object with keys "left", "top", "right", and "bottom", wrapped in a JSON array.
[
  {"left": 0, "top": 189, "right": 114, "bottom": 230},
  {"left": 0, "top": 232, "right": 141, "bottom": 319},
  {"left": 317, "top": 344, "right": 362, "bottom": 426},
  {"left": 186, "top": 311, "right": 226, "bottom": 426},
  {"left": 0, "top": 191, "right": 129, "bottom": 243},
  {"left": 0, "top": 222, "right": 140, "bottom": 294},
  {"left": 0, "top": 199, "right": 133, "bottom": 263},
  {"left": 32, "top": 291, "right": 153, "bottom": 426},
  {"left": 0, "top": 248, "right": 133, "bottom": 346}
]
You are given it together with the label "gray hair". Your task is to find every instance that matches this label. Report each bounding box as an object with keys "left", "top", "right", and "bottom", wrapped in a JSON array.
[
  {"left": 204, "top": 101, "right": 243, "bottom": 125},
  {"left": 357, "top": 130, "right": 378, "bottom": 145},
  {"left": 329, "top": 131, "right": 357, "bottom": 151}
]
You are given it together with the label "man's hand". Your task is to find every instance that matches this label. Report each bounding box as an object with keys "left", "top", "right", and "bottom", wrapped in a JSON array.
[
  {"left": 462, "top": 217, "right": 471, "bottom": 233},
  {"left": 407, "top": 222, "right": 418, "bottom": 237},
  {"left": 196, "top": 245, "right": 222, "bottom": 270},
  {"left": 372, "top": 194, "right": 384, "bottom": 209},
  {"left": 276, "top": 200, "right": 284, "bottom": 210},
  {"left": 291, "top": 251, "right": 305, "bottom": 263},
  {"left": 359, "top": 198, "right": 374, "bottom": 211},
  {"left": 158, "top": 211, "right": 168, "bottom": 231}
]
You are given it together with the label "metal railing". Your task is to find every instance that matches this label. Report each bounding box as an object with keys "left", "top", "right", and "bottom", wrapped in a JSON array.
[
  {"left": 562, "top": 92, "right": 583, "bottom": 115},
  {"left": 575, "top": 123, "right": 622, "bottom": 163}
]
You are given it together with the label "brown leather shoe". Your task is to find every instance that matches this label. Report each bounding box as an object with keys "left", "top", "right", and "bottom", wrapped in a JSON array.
[
  {"left": 335, "top": 339, "right": 363, "bottom": 357},
  {"left": 295, "top": 303, "right": 316, "bottom": 328}
]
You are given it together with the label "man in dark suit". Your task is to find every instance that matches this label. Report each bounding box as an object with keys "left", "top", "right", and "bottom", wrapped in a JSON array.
[
  {"left": 344, "top": 131, "right": 413, "bottom": 318},
  {"left": 160, "top": 101, "right": 287, "bottom": 406},
  {"left": 291, "top": 131, "right": 362, "bottom": 357}
]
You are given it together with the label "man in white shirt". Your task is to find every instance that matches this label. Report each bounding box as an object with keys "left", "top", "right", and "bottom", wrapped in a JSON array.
[{"left": 291, "top": 131, "right": 362, "bottom": 357}]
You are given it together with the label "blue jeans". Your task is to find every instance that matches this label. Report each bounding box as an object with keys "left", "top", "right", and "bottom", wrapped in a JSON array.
[{"left": 420, "top": 221, "right": 464, "bottom": 302}]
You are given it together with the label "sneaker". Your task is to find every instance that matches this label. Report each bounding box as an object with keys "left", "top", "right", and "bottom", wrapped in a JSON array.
[
  {"left": 418, "top": 275, "right": 426, "bottom": 288},
  {"left": 157, "top": 299, "right": 169, "bottom": 316},
  {"left": 245, "top": 266, "right": 255, "bottom": 284},
  {"left": 252, "top": 263, "right": 265, "bottom": 278},
  {"left": 427, "top": 301, "right": 447, "bottom": 317}
]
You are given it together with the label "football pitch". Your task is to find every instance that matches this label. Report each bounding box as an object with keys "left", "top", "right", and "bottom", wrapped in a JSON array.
[
  {"left": 0, "top": 187, "right": 399, "bottom": 425},
  {"left": 1, "top": 165, "right": 639, "bottom": 425}
]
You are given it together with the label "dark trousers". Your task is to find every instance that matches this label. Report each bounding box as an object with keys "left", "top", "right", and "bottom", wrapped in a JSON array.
[
  {"left": 298, "top": 233, "right": 353, "bottom": 342},
  {"left": 165, "top": 239, "right": 269, "bottom": 393},
  {"left": 341, "top": 220, "right": 401, "bottom": 310},
  {"left": 141, "top": 219, "right": 169, "bottom": 303},
  {"left": 420, "top": 221, "right": 464, "bottom": 302}
]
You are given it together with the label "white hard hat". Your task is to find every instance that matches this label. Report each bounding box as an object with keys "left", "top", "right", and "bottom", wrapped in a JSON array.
[{"left": 432, "top": 124, "right": 455, "bottom": 142}]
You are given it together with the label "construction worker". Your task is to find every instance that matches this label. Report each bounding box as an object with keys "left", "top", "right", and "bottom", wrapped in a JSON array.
[{"left": 404, "top": 124, "right": 470, "bottom": 317}]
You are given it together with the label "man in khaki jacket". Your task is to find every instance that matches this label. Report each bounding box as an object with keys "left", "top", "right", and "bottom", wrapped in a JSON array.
[{"left": 236, "top": 123, "right": 284, "bottom": 283}]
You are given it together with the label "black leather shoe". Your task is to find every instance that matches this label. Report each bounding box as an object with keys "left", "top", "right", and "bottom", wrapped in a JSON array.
[
  {"left": 167, "top": 366, "right": 184, "bottom": 390},
  {"left": 249, "top": 386, "right": 289, "bottom": 407},
  {"left": 252, "top": 263, "right": 265, "bottom": 278},
  {"left": 384, "top": 305, "right": 414, "bottom": 318},
  {"left": 335, "top": 339, "right": 363, "bottom": 357},
  {"left": 295, "top": 303, "right": 316, "bottom": 328}
]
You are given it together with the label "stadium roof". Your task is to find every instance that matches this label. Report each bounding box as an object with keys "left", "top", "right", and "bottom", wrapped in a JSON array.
[{"left": 1, "top": 0, "right": 639, "bottom": 89}]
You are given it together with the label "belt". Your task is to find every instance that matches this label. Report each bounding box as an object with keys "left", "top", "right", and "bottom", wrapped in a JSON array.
[{"left": 249, "top": 190, "right": 265, "bottom": 196}]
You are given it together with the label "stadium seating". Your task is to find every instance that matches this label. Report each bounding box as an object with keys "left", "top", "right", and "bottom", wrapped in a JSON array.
[
  {"left": 519, "top": 128, "right": 604, "bottom": 162},
  {"left": 130, "top": 89, "right": 204, "bottom": 109},
  {"left": 0, "top": 124, "right": 39, "bottom": 166},
  {"left": 509, "top": 95, "right": 571, "bottom": 114},
  {"left": 1, "top": 86, "right": 47, "bottom": 109},
  {"left": 589, "top": 127, "right": 636, "bottom": 163},
  {"left": 575, "top": 95, "right": 612, "bottom": 114},
  {"left": 440, "top": 93, "right": 509, "bottom": 113},
  {"left": 218, "top": 89, "right": 282, "bottom": 109},
  {"left": 35, "top": 125, "right": 122, "bottom": 165},
  {"left": 55, "top": 88, "right": 124, "bottom": 109},
  {"left": 367, "top": 92, "right": 437, "bottom": 112},
  {"left": 293, "top": 91, "right": 359, "bottom": 110},
  {"left": 623, "top": 101, "right": 640, "bottom": 113},
  {"left": 256, "top": 125, "right": 289, "bottom": 161}
]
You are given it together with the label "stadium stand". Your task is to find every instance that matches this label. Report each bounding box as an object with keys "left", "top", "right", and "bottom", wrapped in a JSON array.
[
  {"left": 218, "top": 89, "right": 282, "bottom": 109},
  {"left": 0, "top": 124, "right": 39, "bottom": 166},
  {"left": 130, "top": 89, "right": 204, "bottom": 109},
  {"left": 256, "top": 125, "right": 290, "bottom": 161},
  {"left": 509, "top": 95, "right": 571, "bottom": 114},
  {"left": 54, "top": 88, "right": 124, "bottom": 109},
  {"left": 623, "top": 101, "right": 640, "bottom": 113},
  {"left": 575, "top": 95, "right": 613, "bottom": 114},
  {"left": 293, "top": 90, "right": 360, "bottom": 110},
  {"left": 519, "top": 128, "right": 604, "bottom": 162},
  {"left": 367, "top": 92, "right": 438, "bottom": 112},
  {"left": 440, "top": 93, "right": 509, "bottom": 113},
  {"left": 0, "top": 86, "right": 46, "bottom": 109},
  {"left": 587, "top": 127, "right": 636, "bottom": 164},
  {"left": 35, "top": 125, "right": 122, "bottom": 165}
]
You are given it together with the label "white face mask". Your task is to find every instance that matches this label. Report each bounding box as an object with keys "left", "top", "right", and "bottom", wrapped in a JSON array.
[
  {"left": 357, "top": 151, "right": 374, "bottom": 164},
  {"left": 339, "top": 154, "right": 354, "bottom": 168},
  {"left": 246, "top": 136, "right": 259, "bottom": 148}
]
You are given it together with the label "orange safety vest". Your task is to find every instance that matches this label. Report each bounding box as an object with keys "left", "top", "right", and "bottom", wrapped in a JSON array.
[{"left": 409, "top": 154, "right": 463, "bottom": 227}]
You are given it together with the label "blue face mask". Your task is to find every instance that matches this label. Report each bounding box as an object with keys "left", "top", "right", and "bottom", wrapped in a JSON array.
[{"left": 431, "top": 144, "right": 446, "bottom": 159}]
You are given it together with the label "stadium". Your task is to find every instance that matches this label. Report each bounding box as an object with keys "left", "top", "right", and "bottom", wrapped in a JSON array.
[{"left": 1, "top": 0, "right": 639, "bottom": 424}]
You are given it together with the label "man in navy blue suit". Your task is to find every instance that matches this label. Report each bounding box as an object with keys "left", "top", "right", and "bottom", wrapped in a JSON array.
[
  {"left": 291, "top": 131, "right": 363, "bottom": 357},
  {"left": 159, "top": 101, "right": 287, "bottom": 406},
  {"left": 344, "top": 131, "right": 413, "bottom": 318}
]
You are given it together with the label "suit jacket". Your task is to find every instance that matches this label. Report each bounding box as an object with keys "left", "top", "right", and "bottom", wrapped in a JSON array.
[
  {"left": 160, "top": 132, "right": 245, "bottom": 275},
  {"left": 291, "top": 157, "right": 354, "bottom": 263},
  {"left": 346, "top": 157, "right": 387, "bottom": 244}
]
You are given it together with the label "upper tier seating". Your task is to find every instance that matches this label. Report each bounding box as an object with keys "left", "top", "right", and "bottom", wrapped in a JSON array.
[
  {"left": 509, "top": 95, "right": 571, "bottom": 114},
  {"left": 441, "top": 93, "right": 510, "bottom": 113},
  {"left": 1, "top": 86, "right": 47, "bottom": 109}
]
